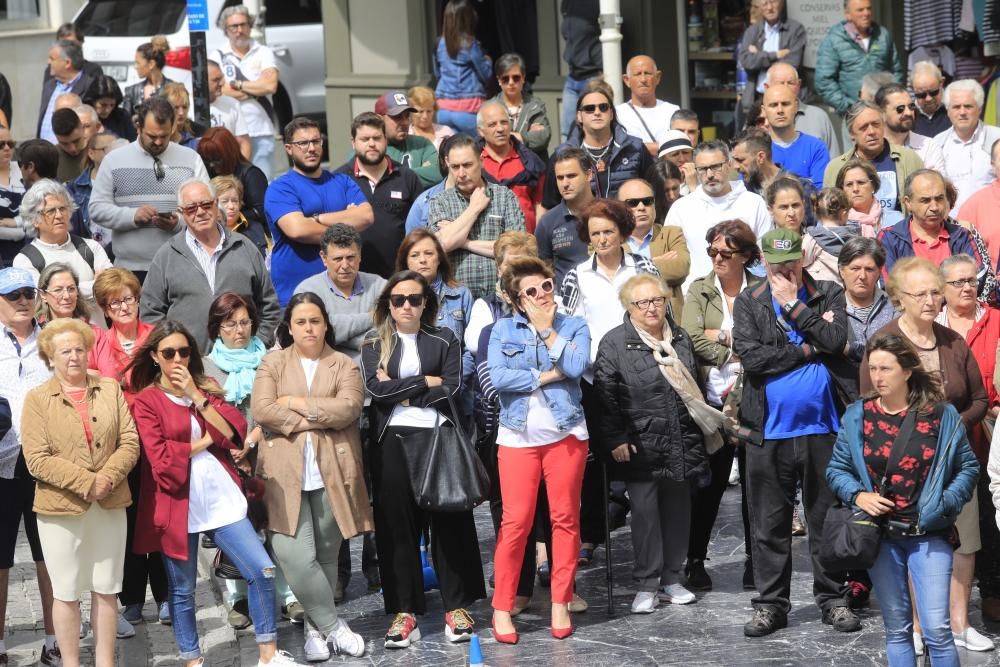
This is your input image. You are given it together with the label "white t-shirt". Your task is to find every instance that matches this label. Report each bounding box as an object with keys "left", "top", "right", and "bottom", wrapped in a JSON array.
[
  {"left": 212, "top": 41, "right": 278, "bottom": 137},
  {"left": 388, "top": 332, "right": 444, "bottom": 428},
  {"left": 614, "top": 99, "right": 680, "bottom": 147},
  {"left": 300, "top": 357, "right": 325, "bottom": 491},
  {"left": 705, "top": 274, "right": 744, "bottom": 405},
  {"left": 163, "top": 393, "right": 247, "bottom": 533},
  {"left": 210, "top": 95, "right": 250, "bottom": 138}
]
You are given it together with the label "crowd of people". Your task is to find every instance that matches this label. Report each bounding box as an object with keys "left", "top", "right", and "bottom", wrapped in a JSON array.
[{"left": 4, "top": 0, "right": 1000, "bottom": 664}]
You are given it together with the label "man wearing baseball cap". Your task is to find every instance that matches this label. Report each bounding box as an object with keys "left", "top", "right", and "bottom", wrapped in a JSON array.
[
  {"left": 0, "top": 267, "right": 59, "bottom": 665},
  {"left": 373, "top": 90, "right": 441, "bottom": 189},
  {"left": 657, "top": 129, "right": 696, "bottom": 194},
  {"left": 732, "top": 229, "right": 860, "bottom": 638}
]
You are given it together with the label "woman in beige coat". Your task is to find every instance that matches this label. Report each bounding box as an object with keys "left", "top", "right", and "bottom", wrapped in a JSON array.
[
  {"left": 21, "top": 318, "right": 140, "bottom": 667},
  {"left": 252, "top": 292, "right": 373, "bottom": 661}
]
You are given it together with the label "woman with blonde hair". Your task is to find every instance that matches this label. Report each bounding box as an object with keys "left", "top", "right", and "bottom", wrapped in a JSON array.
[
  {"left": 161, "top": 82, "right": 203, "bottom": 149},
  {"left": 211, "top": 175, "right": 268, "bottom": 257},
  {"left": 407, "top": 86, "right": 455, "bottom": 149}
]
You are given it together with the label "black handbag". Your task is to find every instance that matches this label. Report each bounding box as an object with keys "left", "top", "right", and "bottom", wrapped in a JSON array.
[
  {"left": 396, "top": 391, "right": 490, "bottom": 512},
  {"left": 820, "top": 408, "right": 918, "bottom": 570}
]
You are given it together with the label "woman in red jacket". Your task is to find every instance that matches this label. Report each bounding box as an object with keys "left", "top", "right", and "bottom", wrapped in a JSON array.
[{"left": 126, "top": 321, "right": 304, "bottom": 667}]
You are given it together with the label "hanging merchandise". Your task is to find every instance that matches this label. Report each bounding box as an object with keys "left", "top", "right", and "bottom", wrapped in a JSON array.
[{"left": 904, "top": 0, "right": 963, "bottom": 50}]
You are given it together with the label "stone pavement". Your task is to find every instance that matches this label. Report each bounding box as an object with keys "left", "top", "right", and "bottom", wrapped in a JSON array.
[{"left": 8, "top": 485, "right": 1000, "bottom": 665}]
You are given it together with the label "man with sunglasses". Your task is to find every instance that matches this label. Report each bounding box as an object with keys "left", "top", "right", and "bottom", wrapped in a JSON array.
[
  {"left": 912, "top": 61, "right": 951, "bottom": 139},
  {"left": 374, "top": 90, "right": 441, "bottom": 189},
  {"left": 90, "top": 97, "right": 209, "bottom": 285},
  {"left": 141, "top": 178, "right": 280, "bottom": 353},
  {"left": 875, "top": 83, "right": 929, "bottom": 162},
  {"left": 0, "top": 267, "right": 61, "bottom": 667},
  {"left": 615, "top": 55, "right": 680, "bottom": 157}
]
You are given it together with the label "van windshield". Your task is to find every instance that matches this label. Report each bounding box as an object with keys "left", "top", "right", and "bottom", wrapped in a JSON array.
[{"left": 76, "top": 0, "right": 186, "bottom": 36}]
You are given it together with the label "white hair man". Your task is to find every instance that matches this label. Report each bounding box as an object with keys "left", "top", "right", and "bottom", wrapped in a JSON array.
[{"left": 911, "top": 61, "right": 951, "bottom": 137}]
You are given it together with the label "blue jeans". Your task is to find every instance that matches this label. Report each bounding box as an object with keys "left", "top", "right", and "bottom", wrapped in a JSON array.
[
  {"left": 250, "top": 135, "right": 275, "bottom": 181},
  {"left": 868, "top": 534, "right": 959, "bottom": 667},
  {"left": 162, "top": 518, "right": 277, "bottom": 660},
  {"left": 436, "top": 109, "right": 478, "bottom": 136},
  {"left": 561, "top": 76, "right": 589, "bottom": 141}
]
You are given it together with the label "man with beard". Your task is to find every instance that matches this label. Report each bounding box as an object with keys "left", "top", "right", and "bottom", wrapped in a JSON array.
[
  {"left": 731, "top": 128, "right": 816, "bottom": 221},
  {"left": 761, "top": 85, "right": 829, "bottom": 189},
  {"left": 335, "top": 112, "right": 421, "bottom": 278},
  {"left": 666, "top": 140, "right": 772, "bottom": 292},
  {"left": 875, "top": 83, "right": 929, "bottom": 161},
  {"left": 374, "top": 90, "right": 440, "bottom": 189},
  {"left": 89, "top": 97, "right": 209, "bottom": 284},
  {"left": 477, "top": 101, "right": 545, "bottom": 232},
  {"left": 264, "top": 117, "right": 374, "bottom": 305}
]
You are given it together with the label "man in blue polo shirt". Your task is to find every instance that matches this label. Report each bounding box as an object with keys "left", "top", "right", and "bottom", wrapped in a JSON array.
[
  {"left": 762, "top": 85, "right": 829, "bottom": 190},
  {"left": 264, "top": 117, "right": 374, "bottom": 305}
]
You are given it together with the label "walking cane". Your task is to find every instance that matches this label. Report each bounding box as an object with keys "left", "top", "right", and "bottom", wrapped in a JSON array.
[{"left": 602, "top": 462, "right": 614, "bottom": 617}]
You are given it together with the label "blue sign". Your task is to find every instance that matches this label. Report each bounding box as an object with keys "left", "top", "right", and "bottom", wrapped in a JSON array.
[{"left": 187, "top": 0, "right": 209, "bottom": 32}]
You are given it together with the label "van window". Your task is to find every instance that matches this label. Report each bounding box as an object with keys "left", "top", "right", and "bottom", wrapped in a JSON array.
[
  {"left": 76, "top": 0, "right": 187, "bottom": 36},
  {"left": 265, "top": 0, "right": 321, "bottom": 26}
]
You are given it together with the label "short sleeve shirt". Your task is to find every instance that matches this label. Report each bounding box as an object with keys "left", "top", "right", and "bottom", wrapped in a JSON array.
[
  {"left": 210, "top": 95, "right": 249, "bottom": 137},
  {"left": 212, "top": 41, "right": 278, "bottom": 136}
]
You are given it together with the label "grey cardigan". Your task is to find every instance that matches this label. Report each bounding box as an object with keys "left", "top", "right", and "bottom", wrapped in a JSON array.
[
  {"left": 294, "top": 270, "right": 386, "bottom": 364},
  {"left": 140, "top": 227, "right": 281, "bottom": 353}
]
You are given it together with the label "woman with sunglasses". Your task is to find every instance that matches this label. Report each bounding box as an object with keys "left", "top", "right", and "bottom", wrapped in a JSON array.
[
  {"left": 487, "top": 256, "right": 590, "bottom": 643},
  {"left": 0, "top": 126, "right": 25, "bottom": 265},
  {"left": 36, "top": 263, "right": 89, "bottom": 326},
  {"left": 490, "top": 53, "right": 551, "bottom": 160},
  {"left": 361, "top": 271, "right": 485, "bottom": 649},
  {"left": 681, "top": 220, "right": 761, "bottom": 592},
  {"left": 127, "top": 321, "right": 305, "bottom": 667}
]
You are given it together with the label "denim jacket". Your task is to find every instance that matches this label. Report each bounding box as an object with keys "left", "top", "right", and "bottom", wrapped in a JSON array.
[
  {"left": 488, "top": 311, "right": 590, "bottom": 432},
  {"left": 434, "top": 277, "right": 475, "bottom": 381},
  {"left": 826, "top": 400, "right": 979, "bottom": 533},
  {"left": 434, "top": 37, "right": 492, "bottom": 100}
]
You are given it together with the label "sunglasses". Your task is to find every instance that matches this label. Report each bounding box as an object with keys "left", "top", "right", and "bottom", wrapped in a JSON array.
[
  {"left": 519, "top": 278, "right": 555, "bottom": 299},
  {"left": 157, "top": 346, "right": 192, "bottom": 360},
  {"left": 624, "top": 196, "right": 655, "bottom": 208},
  {"left": 913, "top": 88, "right": 940, "bottom": 99},
  {"left": 0, "top": 140, "right": 15, "bottom": 149},
  {"left": 893, "top": 103, "right": 917, "bottom": 114},
  {"left": 1, "top": 287, "right": 37, "bottom": 302},
  {"left": 152, "top": 156, "right": 165, "bottom": 181},
  {"left": 579, "top": 103, "right": 611, "bottom": 114},
  {"left": 388, "top": 293, "right": 424, "bottom": 308},
  {"left": 707, "top": 247, "right": 738, "bottom": 260},
  {"left": 179, "top": 200, "right": 215, "bottom": 216},
  {"left": 500, "top": 74, "right": 523, "bottom": 84}
]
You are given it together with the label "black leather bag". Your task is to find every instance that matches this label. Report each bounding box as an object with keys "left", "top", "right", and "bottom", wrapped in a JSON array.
[
  {"left": 820, "top": 409, "right": 918, "bottom": 570},
  {"left": 397, "top": 391, "right": 490, "bottom": 512}
]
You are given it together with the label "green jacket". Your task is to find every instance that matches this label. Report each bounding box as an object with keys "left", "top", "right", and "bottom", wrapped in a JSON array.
[
  {"left": 386, "top": 135, "right": 441, "bottom": 189},
  {"left": 822, "top": 142, "right": 923, "bottom": 214},
  {"left": 815, "top": 21, "right": 903, "bottom": 114}
]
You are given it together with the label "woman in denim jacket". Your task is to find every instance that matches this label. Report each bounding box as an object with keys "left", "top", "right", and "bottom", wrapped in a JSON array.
[
  {"left": 487, "top": 256, "right": 590, "bottom": 644},
  {"left": 826, "top": 333, "right": 979, "bottom": 667}
]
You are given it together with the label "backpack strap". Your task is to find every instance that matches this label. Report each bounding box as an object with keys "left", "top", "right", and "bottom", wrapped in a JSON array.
[
  {"left": 19, "top": 244, "right": 45, "bottom": 273},
  {"left": 69, "top": 234, "right": 95, "bottom": 271}
]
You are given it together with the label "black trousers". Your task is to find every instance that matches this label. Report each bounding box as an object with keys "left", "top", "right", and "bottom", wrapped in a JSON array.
[
  {"left": 688, "top": 444, "right": 751, "bottom": 561},
  {"left": 578, "top": 380, "right": 629, "bottom": 546},
  {"left": 120, "top": 466, "right": 167, "bottom": 606},
  {"left": 745, "top": 434, "right": 846, "bottom": 616},
  {"left": 977, "top": 462, "right": 1000, "bottom": 598},
  {"left": 372, "top": 425, "right": 486, "bottom": 615}
]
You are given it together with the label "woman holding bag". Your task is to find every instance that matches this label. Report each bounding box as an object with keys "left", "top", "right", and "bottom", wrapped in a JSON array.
[
  {"left": 360, "top": 270, "right": 486, "bottom": 650},
  {"left": 826, "top": 332, "right": 979, "bottom": 667}
]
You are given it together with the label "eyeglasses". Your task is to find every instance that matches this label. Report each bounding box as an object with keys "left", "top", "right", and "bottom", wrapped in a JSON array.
[
  {"left": 226, "top": 20, "right": 250, "bottom": 31},
  {"left": 0, "top": 140, "right": 15, "bottom": 149},
  {"left": 579, "top": 103, "right": 611, "bottom": 114},
  {"left": 218, "top": 197, "right": 240, "bottom": 207},
  {"left": 519, "top": 278, "right": 555, "bottom": 299},
  {"left": 945, "top": 277, "right": 977, "bottom": 288},
  {"left": 1, "top": 288, "right": 37, "bottom": 302},
  {"left": 900, "top": 289, "right": 943, "bottom": 302},
  {"left": 388, "top": 293, "right": 424, "bottom": 308},
  {"left": 152, "top": 156, "right": 165, "bottom": 181},
  {"left": 220, "top": 319, "right": 253, "bottom": 331},
  {"left": 624, "top": 196, "right": 655, "bottom": 208},
  {"left": 157, "top": 346, "right": 191, "bottom": 360},
  {"left": 695, "top": 162, "right": 728, "bottom": 175},
  {"left": 44, "top": 286, "right": 77, "bottom": 297},
  {"left": 179, "top": 200, "right": 215, "bottom": 216},
  {"left": 500, "top": 74, "right": 523, "bottom": 84},
  {"left": 41, "top": 205, "right": 69, "bottom": 219},
  {"left": 893, "top": 103, "right": 917, "bottom": 114},
  {"left": 631, "top": 296, "right": 666, "bottom": 310},
  {"left": 707, "top": 247, "right": 738, "bottom": 260},
  {"left": 287, "top": 136, "right": 325, "bottom": 149},
  {"left": 107, "top": 295, "right": 137, "bottom": 310},
  {"left": 914, "top": 88, "right": 941, "bottom": 99}
]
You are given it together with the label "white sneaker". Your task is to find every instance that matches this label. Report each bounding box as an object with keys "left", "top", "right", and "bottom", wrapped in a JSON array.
[
  {"left": 630, "top": 591, "right": 658, "bottom": 614},
  {"left": 116, "top": 612, "right": 136, "bottom": 639},
  {"left": 258, "top": 650, "right": 308, "bottom": 667},
  {"left": 658, "top": 583, "right": 696, "bottom": 605},
  {"left": 914, "top": 631, "right": 924, "bottom": 656},
  {"left": 954, "top": 627, "right": 995, "bottom": 652},
  {"left": 328, "top": 618, "right": 365, "bottom": 657},
  {"left": 728, "top": 459, "right": 740, "bottom": 485},
  {"left": 303, "top": 629, "right": 330, "bottom": 662}
]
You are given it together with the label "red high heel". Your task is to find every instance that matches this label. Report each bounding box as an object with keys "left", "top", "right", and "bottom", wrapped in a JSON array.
[
  {"left": 551, "top": 624, "right": 574, "bottom": 640},
  {"left": 492, "top": 617, "right": 519, "bottom": 644}
]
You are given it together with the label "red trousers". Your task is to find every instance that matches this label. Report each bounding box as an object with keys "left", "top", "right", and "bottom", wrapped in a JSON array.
[{"left": 492, "top": 435, "right": 587, "bottom": 611}]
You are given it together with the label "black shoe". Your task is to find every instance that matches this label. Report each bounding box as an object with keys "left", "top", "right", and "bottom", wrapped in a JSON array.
[
  {"left": 823, "top": 606, "right": 862, "bottom": 633},
  {"left": 744, "top": 608, "right": 787, "bottom": 637},
  {"left": 201, "top": 534, "right": 217, "bottom": 549},
  {"left": 742, "top": 560, "right": 755, "bottom": 591},
  {"left": 685, "top": 558, "right": 712, "bottom": 591}
]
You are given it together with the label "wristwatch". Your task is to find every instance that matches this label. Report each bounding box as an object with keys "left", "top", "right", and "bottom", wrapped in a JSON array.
[{"left": 538, "top": 327, "right": 554, "bottom": 340}]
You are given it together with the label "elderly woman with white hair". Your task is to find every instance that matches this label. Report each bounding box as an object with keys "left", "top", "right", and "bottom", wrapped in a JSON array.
[{"left": 12, "top": 179, "right": 111, "bottom": 321}]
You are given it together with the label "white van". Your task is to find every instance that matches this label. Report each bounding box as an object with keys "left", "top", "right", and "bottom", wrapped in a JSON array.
[{"left": 73, "top": 0, "right": 326, "bottom": 129}]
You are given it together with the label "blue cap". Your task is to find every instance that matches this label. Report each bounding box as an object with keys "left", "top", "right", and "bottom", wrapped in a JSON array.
[{"left": 0, "top": 267, "right": 35, "bottom": 295}]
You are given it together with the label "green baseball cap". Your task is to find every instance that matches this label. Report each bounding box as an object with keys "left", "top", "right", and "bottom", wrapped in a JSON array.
[{"left": 760, "top": 228, "right": 803, "bottom": 263}]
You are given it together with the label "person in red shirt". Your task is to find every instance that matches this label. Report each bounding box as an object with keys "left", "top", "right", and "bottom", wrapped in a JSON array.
[{"left": 477, "top": 101, "right": 545, "bottom": 233}]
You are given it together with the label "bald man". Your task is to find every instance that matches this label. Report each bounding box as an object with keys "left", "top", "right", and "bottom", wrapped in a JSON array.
[
  {"left": 761, "top": 85, "right": 829, "bottom": 188},
  {"left": 765, "top": 63, "right": 840, "bottom": 155},
  {"left": 615, "top": 55, "right": 680, "bottom": 156}
]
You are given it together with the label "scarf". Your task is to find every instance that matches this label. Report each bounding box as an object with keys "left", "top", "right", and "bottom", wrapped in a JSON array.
[
  {"left": 848, "top": 198, "right": 883, "bottom": 238},
  {"left": 208, "top": 336, "right": 267, "bottom": 406},
  {"left": 633, "top": 319, "right": 726, "bottom": 454}
]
